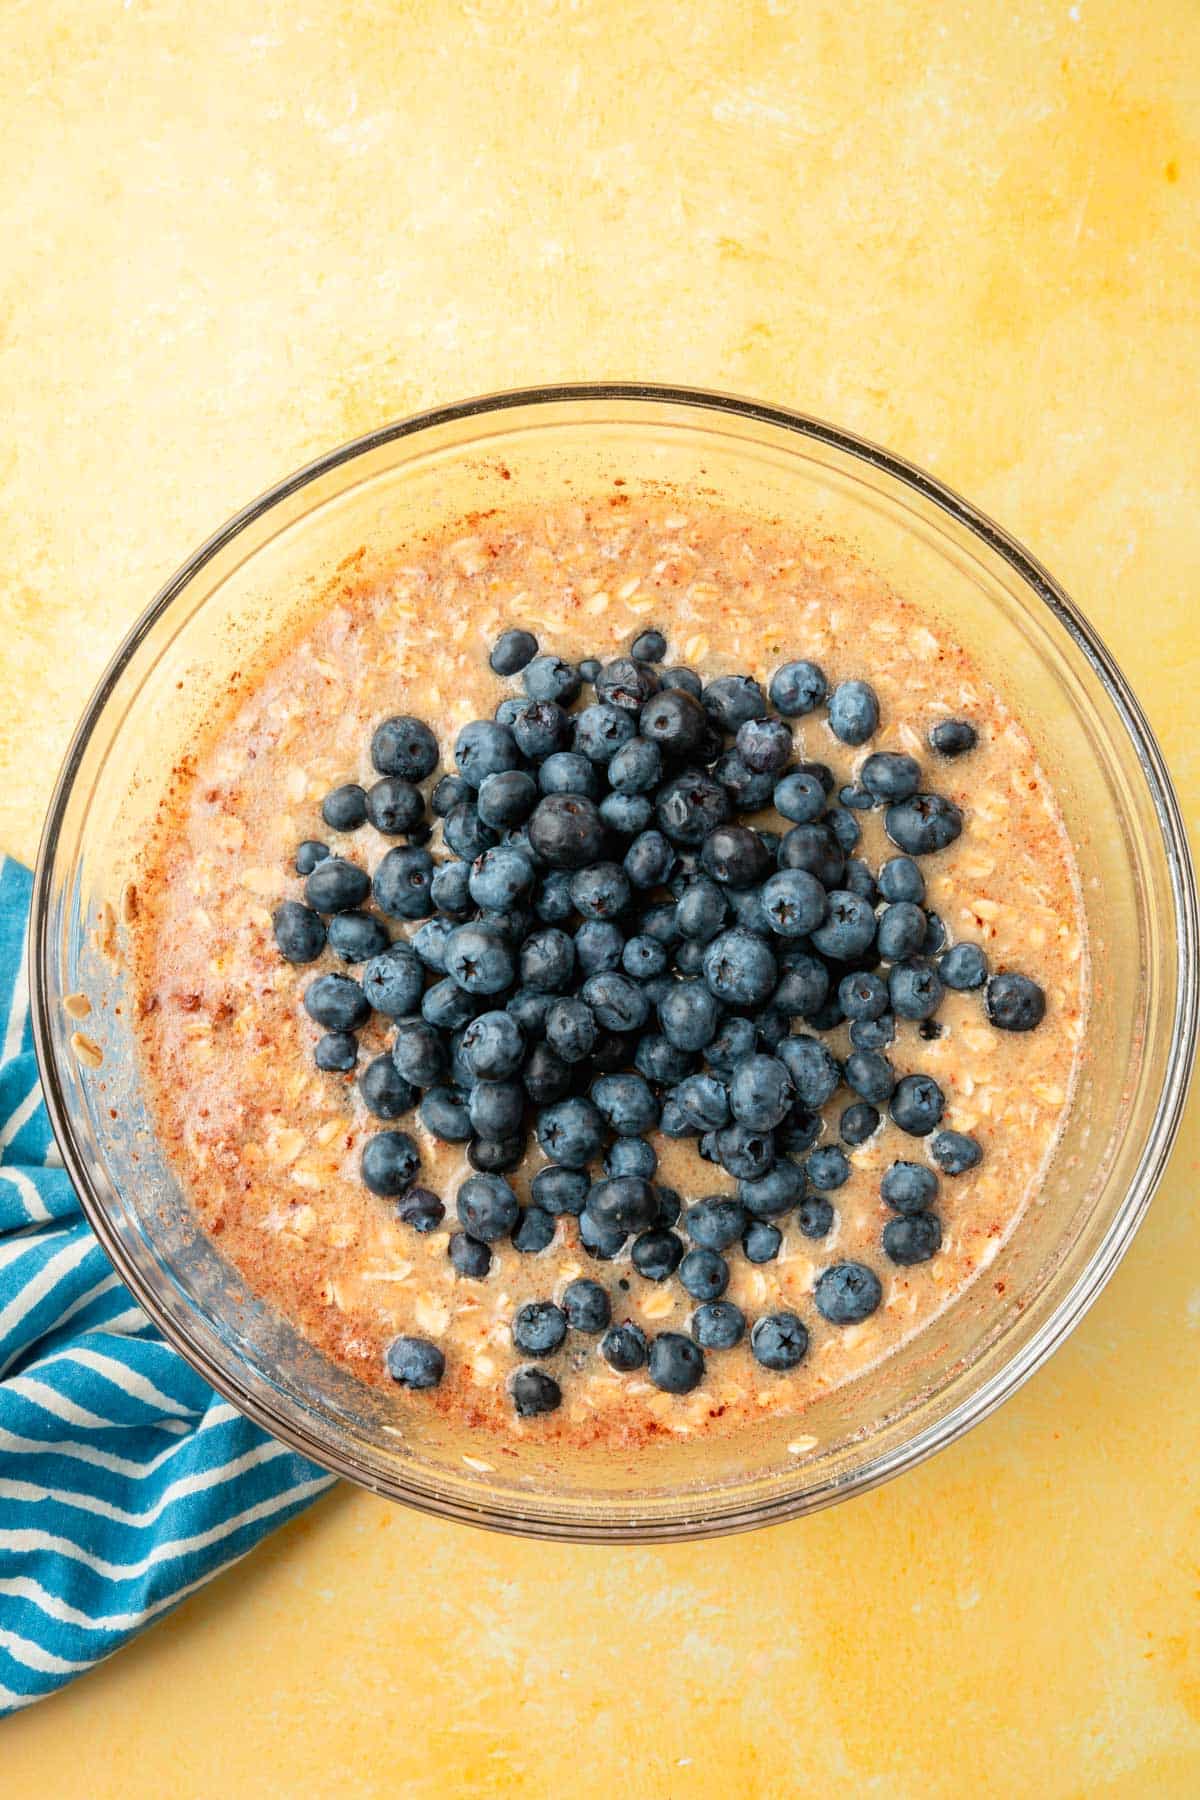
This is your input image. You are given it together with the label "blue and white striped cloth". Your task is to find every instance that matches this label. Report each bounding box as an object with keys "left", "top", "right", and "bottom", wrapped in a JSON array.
[{"left": 0, "top": 857, "right": 335, "bottom": 1712}]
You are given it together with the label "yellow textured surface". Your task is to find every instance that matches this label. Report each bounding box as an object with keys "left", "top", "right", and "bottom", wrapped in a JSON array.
[{"left": 2, "top": 1, "right": 1198, "bottom": 1793}]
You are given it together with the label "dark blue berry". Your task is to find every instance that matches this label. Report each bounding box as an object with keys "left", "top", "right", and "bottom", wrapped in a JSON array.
[
  {"left": 523, "top": 655, "right": 582, "bottom": 705},
  {"left": 929, "top": 718, "right": 977, "bottom": 757},
  {"left": 656, "top": 769, "right": 732, "bottom": 847},
  {"left": 595, "top": 656, "right": 659, "bottom": 713},
  {"left": 885, "top": 792, "right": 963, "bottom": 856},
  {"left": 448, "top": 1232, "right": 491, "bottom": 1279},
  {"left": 386, "top": 1335, "right": 444, "bottom": 1389},
  {"left": 658, "top": 978, "right": 723, "bottom": 1050},
  {"left": 442, "top": 924, "right": 515, "bottom": 996},
  {"left": 531, "top": 1165, "right": 589, "bottom": 1216},
  {"left": 535, "top": 1096, "right": 605, "bottom": 1169},
  {"left": 467, "top": 1079, "right": 524, "bottom": 1140},
  {"left": 634, "top": 1034, "right": 697, "bottom": 1085},
  {"left": 861, "top": 752, "right": 920, "bottom": 801},
  {"left": 840, "top": 1102, "right": 881, "bottom": 1145},
  {"left": 769, "top": 659, "right": 827, "bottom": 716},
  {"left": 522, "top": 1041, "right": 571, "bottom": 1105},
  {"left": 738, "top": 1159, "right": 804, "bottom": 1218},
  {"left": 511, "top": 699, "right": 572, "bottom": 762},
  {"left": 421, "top": 976, "right": 481, "bottom": 1031},
  {"left": 601, "top": 1322, "right": 648, "bottom": 1371},
  {"left": 599, "top": 792, "right": 653, "bottom": 836},
  {"left": 806, "top": 1145, "right": 850, "bottom": 1190},
  {"left": 580, "top": 971, "right": 649, "bottom": 1032},
  {"left": 395, "top": 1186, "right": 445, "bottom": 1234},
  {"left": 631, "top": 1228, "right": 684, "bottom": 1281},
  {"left": 670, "top": 1073, "right": 730, "bottom": 1132},
  {"left": 778, "top": 1034, "right": 841, "bottom": 1108},
  {"left": 640, "top": 686, "right": 708, "bottom": 754},
  {"left": 931, "top": 1129, "right": 982, "bottom": 1175},
  {"left": 702, "top": 674, "right": 766, "bottom": 731},
  {"left": 327, "top": 910, "right": 390, "bottom": 963},
  {"left": 890, "top": 1073, "right": 945, "bottom": 1136},
  {"left": 305, "top": 856, "right": 370, "bottom": 914},
  {"left": 729, "top": 1055, "right": 793, "bottom": 1131},
  {"left": 815, "top": 1261, "right": 882, "bottom": 1324},
  {"left": 372, "top": 846, "right": 435, "bottom": 920},
  {"left": 371, "top": 715, "right": 438, "bottom": 780},
  {"left": 750, "top": 1311, "right": 809, "bottom": 1370},
  {"left": 810, "top": 890, "right": 876, "bottom": 960},
  {"left": 760, "top": 869, "right": 826, "bottom": 938},
  {"left": 772, "top": 952, "right": 830, "bottom": 1020},
  {"left": 828, "top": 679, "right": 879, "bottom": 746},
  {"left": 797, "top": 1195, "right": 835, "bottom": 1238},
  {"left": 456, "top": 1172, "right": 519, "bottom": 1241},
  {"left": 475, "top": 770, "right": 536, "bottom": 831},
  {"left": 490, "top": 627, "right": 538, "bottom": 676},
  {"left": 570, "top": 863, "right": 630, "bottom": 922},
  {"left": 736, "top": 715, "right": 793, "bottom": 774},
  {"left": 778, "top": 822, "right": 844, "bottom": 889},
  {"left": 588, "top": 1072, "right": 656, "bottom": 1138},
  {"left": 844, "top": 1048, "right": 895, "bottom": 1105},
  {"left": 578, "top": 1211, "right": 627, "bottom": 1260},
  {"left": 314, "top": 1031, "right": 357, "bottom": 1072},
  {"left": 391, "top": 1017, "right": 447, "bottom": 1087},
  {"left": 572, "top": 919, "right": 623, "bottom": 978},
  {"left": 512, "top": 1300, "right": 567, "bottom": 1356},
  {"left": 876, "top": 902, "right": 927, "bottom": 962},
  {"left": 609, "top": 736, "right": 663, "bottom": 794},
  {"left": 273, "top": 900, "right": 327, "bottom": 963},
  {"left": 358, "top": 1054, "right": 417, "bottom": 1121},
  {"left": 584, "top": 1176, "right": 658, "bottom": 1235},
  {"left": 986, "top": 971, "right": 1046, "bottom": 1032},
  {"left": 692, "top": 1300, "right": 745, "bottom": 1350},
  {"left": 295, "top": 839, "right": 330, "bottom": 875},
  {"left": 562, "top": 1278, "right": 611, "bottom": 1332},
  {"left": 703, "top": 927, "right": 777, "bottom": 1006},
  {"left": 838, "top": 972, "right": 888, "bottom": 1021},
  {"left": 684, "top": 1196, "right": 748, "bottom": 1251},
  {"left": 510, "top": 1367, "right": 562, "bottom": 1415},
  {"left": 648, "top": 1331, "right": 705, "bottom": 1394},
  {"left": 881, "top": 1161, "right": 939, "bottom": 1214},
  {"left": 631, "top": 628, "right": 667, "bottom": 662},
  {"left": 361, "top": 1130, "right": 420, "bottom": 1196},
  {"left": 420, "top": 1084, "right": 472, "bottom": 1140},
  {"left": 774, "top": 771, "right": 826, "bottom": 825},
  {"left": 883, "top": 1211, "right": 942, "bottom": 1264},
  {"left": 743, "top": 1219, "right": 783, "bottom": 1263},
  {"left": 321, "top": 783, "right": 367, "bottom": 831},
  {"left": 704, "top": 1015, "right": 757, "bottom": 1073},
  {"left": 676, "top": 877, "right": 727, "bottom": 943},
  {"left": 304, "top": 972, "right": 369, "bottom": 1031},
  {"left": 443, "top": 803, "right": 497, "bottom": 861},
  {"left": 458, "top": 1010, "right": 523, "bottom": 1081},
  {"left": 715, "top": 1123, "right": 775, "bottom": 1182},
  {"left": 714, "top": 750, "right": 777, "bottom": 811},
  {"left": 701, "top": 825, "right": 771, "bottom": 888},
  {"left": 623, "top": 830, "right": 674, "bottom": 891},
  {"left": 605, "top": 1136, "right": 657, "bottom": 1179},
  {"left": 889, "top": 958, "right": 944, "bottom": 1021},
  {"left": 850, "top": 1012, "right": 896, "bottom": 1050},
  {"left": 574, "top": 702, "right": 637, "bottom": 764},
  {"left": 658, "top": 665, "right": 703, "bottom": 698},
  {"left": 778, "top": 1103, "right": 823, "bottom": 1156},
  {"left": 678, "top": 1248, "right": 728, "bottom": 1301},
  {"left": 528, "top": 793, "right": 606, "bottom": 868}
]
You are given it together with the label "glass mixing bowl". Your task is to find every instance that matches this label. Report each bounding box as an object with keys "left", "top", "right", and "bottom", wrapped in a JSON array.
[{"left": 30, "top": 385, "right": 1198, "bottom": 1539}]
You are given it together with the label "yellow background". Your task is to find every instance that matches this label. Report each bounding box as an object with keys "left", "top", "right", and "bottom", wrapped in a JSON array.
[{"left": 2, "top": 1, "right": 1198, "bottom": 1793}]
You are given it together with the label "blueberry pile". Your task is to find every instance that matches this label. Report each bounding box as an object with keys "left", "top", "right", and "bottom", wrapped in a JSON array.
[{"left": 273, "top": 625, "right": 1047, "bottom": 1419}]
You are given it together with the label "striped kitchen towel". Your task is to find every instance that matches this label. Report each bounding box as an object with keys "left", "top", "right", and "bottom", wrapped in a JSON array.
[{"left": 0, "top": 857, "right": 335, "bottom": 1713}]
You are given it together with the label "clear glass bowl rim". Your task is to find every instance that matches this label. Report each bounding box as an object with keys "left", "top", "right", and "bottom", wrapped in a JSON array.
[{"left": 28, "top": 382, "right": 1199, "bottom": 1539}]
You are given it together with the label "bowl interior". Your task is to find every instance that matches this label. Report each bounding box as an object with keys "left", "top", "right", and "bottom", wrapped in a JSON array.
[{"left": 33, "top": 390, "right": 1196, "bottom": 1536}]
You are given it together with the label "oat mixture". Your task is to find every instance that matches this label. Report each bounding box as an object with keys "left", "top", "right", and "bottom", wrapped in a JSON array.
[{"left": 130, "top": 499, "right": 1087, "bottom": 1446}]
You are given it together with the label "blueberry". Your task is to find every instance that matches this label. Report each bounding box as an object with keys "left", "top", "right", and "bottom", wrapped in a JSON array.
[
  {"left": 743, "top": 1219, "right": 783, "bottom": 1263},
  {"left": 386, "top": 1334, "right": 444, "bottom": 1389},
  {"left": 631, "top": 627, "right": 667, "bottom": 662},
  {"left": 814, "top": 1260, "right": 883, "bottom": 1324},
  {"left": 929, "top": 718, "right": 978, "bottom": 757},
  {"left": 472, "top": 769, "right": 534, "bottom": 831},
  {"left": 873, "top": 902, "right": 923, "bottom": 963},
  {"left": 840, "top": 1102, "right": 881, "bottom": 1146},
  {"left": 888, "top": 958, "right": 943, "bottom": 1022},
  {"left": 715, "top": 1123, "right": 775, "bottom": 1182},
  {"left": 796, "top": 1195, "right": 835, "bottom": 1239},
  {"left": 750, "top": 1311, "right": 809, "bottom": 1370},
  {"left": 885, "top": 792, "right": 963, "bottom": 856},
  {"left": 495, "top": 696, "right": 526, "bottom": 727},
  {"left": 532, "top": 1165, "right": 589, "bottom": 1217},
  {"left": 562, "top": 1278, "right": 611, "bottom": 1333},
  {"left": 448, "top": 1232, "right": 491, "bottom": 1279},
  {"left": 410, "top": 916, "right": 453, "bottom": 973},
  {"left": 465, "top": 1078, "right": 522, "bottom": 1140},
  {"left": 273, "top": 900, "right": 327, "bottom": 963},
  {"left": 778, "top": 822, "right": 844, "bottom": 889},
  {"left": 528, "top": 794, "right": 606, "bottom": 868},
  {"left": 656, "top": 769, "right": 732, "bottom": 848},
  {"left": 326, "top": 910, "right": 390, "bottom": 964},
  {"left": 839, "top": 783, "right": 880, "bottom": 812},
  {"left": 880, "top": 1161, "right": 937, "bottom": 1214},
  {"left": 937, "top": 943, "right": 987, "bottom": 997},
  {"left": 773, "top": 952, "right": 830, "bottom": 1020},
  {"left": 512, "top": 1300, "right": 567, "bottom": 1357},
  {"left": 305, "top": 857, "right": 371, "bottom": 914},
  {"left": 714, "top": 750, "right": 777, "bottom": 811},
  {"left": 371, "top": 715, "right": 438, "bottom": 780},
  {"left": 601, "top": 792, "right": 653, "bottom": 837},
  {"left": 580, "top": 971, "right": 649, "bottom": 1032},
  {"left": 578, "top": 1210, "right": 628, "bottom": 1260},
  {"left": 390, "top": 1016, "right": 445, "bottom": 1087},
  {"left": 456, "top": 1009, "right": 522, "bottom": 1081},
  {"left": 635, "top": 1033, "right": 698, "bottom": 1085},
  {"left": 676, "top": 876, "right": 727, "bottom": 943},
  {"left": 623, "top": 830, "right": 674, "bottom": 891},
  {"left": 774, "top": 771, "right": 827, "bottom": 824},
  {"left": 691, "top": 1300, "right": 745, "bottom": 1350},
  {"left": 570, "top": 705, "right": 633, "bottom": 768},
  {"left": 441, "top": 924, "right": 515, "bottom": 996},
  {"left": 658, "top": 978, "right": 722, "bottom": 1051},
  {"left": 595, "top": 656, "right": 659, "bottom": 713},
  {"left": 420, "top": 1084, "right": 472, "bottom": 1141},
  {"left": 568, "top": 865, "right": 628, "bottom": 925},
  {"left": 738, "top": 1158, "right": 804, "bottom": 1218},
  {"left": 535, "top": 1096, "right": 605, "bottom": 1168},
  {"left": 703, "top": 927, "right": 778, "bottom": 1006},
  {"left": 844, "top": 1048, "right": 895, "bottom": 1105},
  {"left": 522, "top": 1041, "right": 572, "bottom": 1105},
  {"left": 538, "top": 997, "right": 591, "bottom": 1065},
  {"left": 778, "top": 1103, "right": 823, "bottom": 1156},
  {"left": 890, "top": 1073, "right": 945, "bottom": 1136},
  {"left": 605, "top": 1136, "right": 658, "bottom": 1179},
  {"left": 510, "top": 1367, "right": 562, "bottom": 1415},
  {"left": 490, "top": 627, "right": 539, "bottom": 676},
  {"left": 806, "top": 1145, "right": 850, "bottom": 1190},
  {"left": 735, "top": 715, "right": 793, "bottom": 774},
  {"left": 574, "top": 919, "right": 625, "bottom": 977},
  {"left": 828, "top": 679, "right": 880, "bottom": 746},
  {"left": 671, "top": 1072, "right": 731, "bottom": 1132},
  {"left": 648, "top": 1331, "right": 705, "bottom": 1394},
  {"left": 465, "top": 847, "right": 531, "bottom": 914},
  {"left": 777, "top": 1035, "right": 841, "bottom": 1108},
  {"left": 421, "top": 976, "right": 480, "bottom": 1031},
  {"left": 702, "top": 674, "right": 766, "bottom": 731},
  {"left": 860, "top": 752, "right": 921, "bottom": 801},
  {"left": 295, "top": 839, "right": 330, "bottom": 875},
  {"left": 700, "top": 825, "right": 772, "bottom": 889},
  {"left": 850, "top": 1012, "right": 896, "bottom": 1050},
  {"left": 393, "top": 1186, "right": 445, "bottom": 1235},
  {"left": 470, "top": 1134, "right": 527, "bottom": 1175},
  {"left": 522, "top": 655, "right": 582, "bottom": 706},
  {"left": 314, "top": 1031, "right": 357, "bottom": 1072},
  {"left": 810, "top": 890, "right": 876, "bottom": 961},
  {"left": 759, "top": 869, "right": 826, "bottom": 939},
  {"left": 529, "top": 869, "right": 572, "bottom": 925},
  {"left": 684, "top": 1196, "right": 748, "bottom": 1251},
  {"left": 883, "top": 1211, "right": 942, "bottom": 1265},
  {"left": 584, "top": 1175, "right": 658, "bottom": 1234},
  {"left": 986, "top": 971, "right": 1046, "bottom": 1032},
  {"left": 443, "top": 803, "right": 498, "bottom": 861},
  {"left": 304, "top": 972, "right": 369, "bottom": 1031},
  {"left": 630, "top": 1227, "right": 684, "bottom": 1281},
  {"left": 456, "top": 1172, "right": 520, "bottom": 1242},
  {"left": 589, "top": 1072, "right": 657, "bottom": 1138},
  {"left": 824, "top": 805, "right": 861, "bottom": 854},
  {"left": 704, "top": 1015, "right": 757, "bottom": 1073},
  {"left": 319, "top": 783, "right": 366, "bottom": 832},
  {"left": 931, "top": 1129, "right": 983, "bottom": 1175},
  {"left": 508, "top": 700, "right": 569, "bottom": 764},
  {"left": 358, "top": 1054, "right": 418, "bottom": 1121},
  {"left": 610, "top": 739, "right": 664, "bottom": 799},
  {"left": 659, "top": 1098, "right": 699, "bottom": 1139},
  {"left": 876, "top": 858, "right": 923, "bottom": 907},
  {"left": 678, "top": 1248, "right": 729, "bottom": 1301},
  {"left": 837, "top": 972, "right": 887, "bottom": 1022},
  {"left": 640, "top": 686, "right": 708, "bottom": 755},
  {"left": 658, "top": 665, "right": 703, "bottom": 698},
  {"left": 727, "top": 1055, "right": 792, "bottom": 1132},
  {"left": 361, "top": 1129, "right": 420, "bottom": 1196},
  {"left": 372, "top": 846, "right": 435, "bottom": 921},
  {"left": 620, "top": 934, "right": 666, "bottom": 980},
  {"left": 601, "top": 1322, "right": 648, "bottom": 1371}
]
